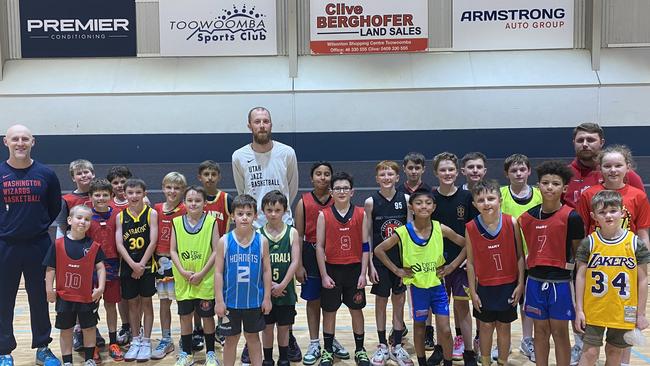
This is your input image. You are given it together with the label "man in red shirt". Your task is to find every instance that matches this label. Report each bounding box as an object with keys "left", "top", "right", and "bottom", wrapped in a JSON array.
[{"left": 564, "top": 122, "right": 644, "bottom": 208}]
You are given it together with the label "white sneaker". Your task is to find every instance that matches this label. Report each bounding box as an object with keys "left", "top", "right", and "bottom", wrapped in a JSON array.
[
  {"left": 520, "top": 337, "right": 535, "bottom": 362},
  {"left": 491, "top": 345, "right": 511, "bottom": 361},
  {"left": 124, "top": 338, "right": 141, "bottom": 362},
  {"left": 390, "top": 344, "right": 414, "bottom": 366},
  {"left": 452, "top": 336, "right": 464, "bottom": 360},
  {"left": 83, "top": 360, "right": 97, "bottom": 366},
  {"left": 151, "top": 338, "right": 174, "bottom": 359},
  {"left": 205, "top": 351, "right": 220, "bottom": 366},
  {"left": 370, "top": 344, "right": 388, "bottom": 366},
  {"left": 570, "top": 344, "right": 582, "bottom": 366},
  {"left": 136, "top": 339, "right": 151, "bottom": 362},
  {"left": 175, "top": 351, "right": 195, "bottom": 366}
]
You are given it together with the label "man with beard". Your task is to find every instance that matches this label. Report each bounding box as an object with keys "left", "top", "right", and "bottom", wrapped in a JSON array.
[
  {"left": 232, "top": 107, "right": 299, "bottom": 228},
  {"left": 563, "top": 122, "right": 644, "bottom": 208},
  {"left": 231, "top": 107, "right": 301, "bottom": 364}
]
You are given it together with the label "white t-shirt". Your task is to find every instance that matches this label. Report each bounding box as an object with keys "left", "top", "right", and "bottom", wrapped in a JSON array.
[{"left": 232, "top": 141, "right": 299, "bottom": 228}]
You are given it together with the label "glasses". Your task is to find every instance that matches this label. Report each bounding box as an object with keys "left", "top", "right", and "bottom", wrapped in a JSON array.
[{"left": 331, "top": 187, "right": 351, "bottom": 193}]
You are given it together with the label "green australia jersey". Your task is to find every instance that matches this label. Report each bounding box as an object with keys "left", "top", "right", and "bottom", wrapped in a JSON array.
[
  {"left": 261, "top": 224, "right": 297, "bottom": 306},
  {"left": 396, "top": 220, "right": 446, "bottom": 288},
  {"left": 500, "top": 185, "right": 542, "bottom": 255},
  {"left": 172, "top": 214, "right": 216, "bottom": 301}
]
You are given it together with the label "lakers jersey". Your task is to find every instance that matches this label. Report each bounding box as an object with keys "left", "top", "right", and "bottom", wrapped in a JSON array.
[{"left": 584, "top": 230, "right": 638, "bottom": 329}]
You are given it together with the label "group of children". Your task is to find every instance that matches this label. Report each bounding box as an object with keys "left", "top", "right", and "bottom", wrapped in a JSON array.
[{"left": 46, "top": 140, "right": 650, "bottom": 366}]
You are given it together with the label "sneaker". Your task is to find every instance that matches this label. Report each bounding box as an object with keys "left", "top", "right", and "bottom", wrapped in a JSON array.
[
  {"left": 241, "top": 343, "right": 250, "bottom": 365},
  {"left": 192, "top": 327, "right": 205, "bottom": 351},
  {"left": 117, "top": 327, "right": 132, "bottom": 347},
  {"left": 319, "top": 349, "right": 333, "bottom": 366},
  {"left": 0, "top": 355, "right": 13, "bottom": 366},
  {"left": 491, "top": 345, "right": 511, "bottom": 361},
  {"left": 570, "top": 344, "right": 582, "bottom": 366},
  {"left": 451, "top": 336, "right": 464, "bottom": 361},
  {"left": 354, "top": 349, "right": 370, "bottom": 366},
  {"left": 73, "top": 327, "right": 84, "bottom": 352},
  {"left": 289, "top": 332, "right": 303, "bottom": 362},
  {"left": 174, "top": 351, "right": 194, "bottom": 366},
  {"left": 205, "top": 351, "right": 220, "bottom": 366},
  {"left": 389, "top": 327, "right": 409, "bottom": 346},
  {"left": 96, "top": 329, "right": 106, "bottom": 348},
  {"left": 108, "top": 344, "right": 124, "bottom": 362},
  {"left": 370, "top": 344, "right": 388, "bottom": 366},
  {"left": 332, "top": 338, "right": 350, "bottom": 359},
  {"left": 124, "top": 339, "right": 141, "bottom": 362},
  {"left": 35, "top": 347, "right": 61, "bottom": 366},
  {"left": 262, "top": 360, "right": 275, "bottom": 366},
  {"left": 93, "top": 346, "right": 102, "bottom": 364},
  {"left": 83, "top": 360, "right": 97, "bottom": 366},
  {"left": 462, "top": 350, "right": 477, "bottom": 366},
  {"left": 519, "top": 337, "right": 535, "bottom": 362},
  {"left": 277, "top": 360, "right": 290, "bottom": 366},
  {"left": 151, "top": 338, "right": 174, "bottom": 359},
  {"left": 426, "top": 345, "right": 443, "bottom": 366},
  {"left": 390, "top": 344, "right": 413, "bottom": 366},
  {"left": 136, "top": 340, "right": 151, "bottom": 362},
  {"left": 303, "top": 342, "right": 321, "bottom": 365},
  {"left": 216, "top": 332, "right": 225, "bottom": 347},
  {"left": 424, "top": 327, "right": 434, "bottom": 351}
]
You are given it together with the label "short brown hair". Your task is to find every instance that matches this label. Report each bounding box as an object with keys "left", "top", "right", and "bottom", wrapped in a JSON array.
[
  {"left": 591, "top": 190, "right": 623, "bottom": 212},
  {"left": 432, "top": 152, "right": 458, "bottom": 172},
  {"left": 375, "top": 160, "right": 400, "bottom": 174},
  {"left": 573, "top": 122, "right": 604, "bottom": 139}
]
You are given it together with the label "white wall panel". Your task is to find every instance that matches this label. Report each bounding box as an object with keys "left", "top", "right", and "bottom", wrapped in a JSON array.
[
  {"left": 6, "top": 0, "right": 19, "bottom": 58},
  {"left": 136, "top": 0, "right": 160, "bottom": 55},
  {"left": 603, "top": 0, "right": 650, "bottom": 46}
]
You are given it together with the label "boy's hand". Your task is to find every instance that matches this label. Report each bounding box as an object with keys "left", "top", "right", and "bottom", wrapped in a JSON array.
[
  {"left": 511, "top": 284, "right": 524, "bottom": 306},
  {"left": 189, "top": 272, "right": 203, "bottom": 285},
  {"left": 368, "top": 266, "right": 379, "bottom": 284},
  {"left": 271, "top": 282, "right": 286, "bottom": 297},
  {"left": 46, "top": 289, "right": 56, "bottom": 303},
  {"left": 215, "top": 301, "right": 226, "bottom": 318},
  {"left": 436, "top": 265, "right": 453, "bottom": 278},
  {"left": 470, "top": 291, "right": 482, "bottom": 313},
  {"left": 357, "top": 274, "right": 367, "bottom": 289},
  {"left": 322, "top": 275, "right": 335, "bottom": 289},
  {"left": 637, "top": 314, "right": 649, "bottom": 330},
  {"left": 574, "top": 311, "right": 586, "bottom": 333},
  {"left": 295, "top": 266, "right": 307, "bottom": 284},
  {"left": 131, "top": 271, "right": 142, "bottom": 279},
  {"left": 395, "top": 267, "right": 413, "bottom": 279},
  {"left": 91, "top": 287, "right": 104, "bottom": 302},
  {"left": 132, "top": 264, "right": 145, "bottom": 278},
  {"left": 261, "top": 298, "right": 272, "bottom": 315},
  {"left": 182, "top": 270, "right": 193, "bottom": 281}
]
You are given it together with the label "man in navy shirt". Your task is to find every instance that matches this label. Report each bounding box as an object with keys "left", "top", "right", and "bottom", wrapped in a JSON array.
[{"left": 0, "top": 125, "right": 62, "bottom": 366}]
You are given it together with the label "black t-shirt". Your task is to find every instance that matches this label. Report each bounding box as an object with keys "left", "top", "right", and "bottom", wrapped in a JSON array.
[
  {"left": 432, "top": 188, "right": 473, "bottom": 265},
  {"left": 43, "top": 236, "right": 105, "bottom": 268},
  {"left": 396, "top": 181, "right": 432, "bottom": 195},
  {"left": 370, "top": 191, "right": 408, "bottom": 267},
  {"left": 525, "top": 205, "right": 585, "bottom": 280}
]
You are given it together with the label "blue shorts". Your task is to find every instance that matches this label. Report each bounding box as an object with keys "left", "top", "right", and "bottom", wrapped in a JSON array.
[
  {"left": 524, "top": 277, "right": 575, "bottom": 321},
  {"left": 300, "top": 275, "right": 321, "bottom": 301},
  {"left": 408, "top": 285, "right": 449, "bottom": 322}
]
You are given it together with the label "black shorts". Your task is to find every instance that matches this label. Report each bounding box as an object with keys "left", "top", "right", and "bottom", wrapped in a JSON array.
[
  {"left": 178, "top": 299, "right": 216, "bottom": 317},
  {"left": 302, "top": 241, "right": 320, "bottom": 277},
  {"left": 219, "top": 308, "right": 266, "bottom": 336},
  {"left": 264, "top": 305, "right": 296, "bottom": 326},
  {"left": 121, "top": 273, "right": 156, "bottom": 300},
  {"left": 370, "top": 264, "right": 406, "bottom": 297},
  {"left": 321, "top": 263, "right": 366, "bottom": 312},
  {"left": 56, "top": 309, "right": 99, "bottom": 330},
  {"left": 473, "top": 306, "right": 518, "bottom": 323}
]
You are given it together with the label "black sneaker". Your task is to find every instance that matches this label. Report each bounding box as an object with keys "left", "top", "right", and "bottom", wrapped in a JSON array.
[
  {"left": 96, "top": 328, "right": 106, "bottom": 348},
  {"left": 424, "top": 327, "right": 435, "bottom": 351},
  {"left": 288, "top": 333, "right": 303, "bottom": 362},
  {"left": 427, "top": 345, "right": 443, "bottom": 366},
  {"left": 73, "top": 327, "right": 84, "bottom": 352},
  {"left": 354, "top": 349, "right": 370, "bottom": 366},
  {"left": 241, "top": 343, "right": 251, "bottom": 365},
  {"left": 319, "top": 349, "right": 333, "bottom": 366},
  {"left": 262, "top": 359, "right": 275, "bottom": 366},
  {"left": 463, "top": 350, "right": 478, "bottom": 366},
  {"left": 192, "top": 327, "right": 205, "bottom": 351},
  {"left": 277, "top": 360, "right": 290, "bottom": 366}
]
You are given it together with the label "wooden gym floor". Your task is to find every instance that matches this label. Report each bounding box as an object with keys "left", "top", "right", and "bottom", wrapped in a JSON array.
[{"left": 9, "top": 278, "right": 650, "bottom": 365}]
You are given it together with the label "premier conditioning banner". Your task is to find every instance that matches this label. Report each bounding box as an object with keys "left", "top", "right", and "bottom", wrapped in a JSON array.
[
  {"left": 453, "top": 0, "right": 574, "bottom": 51},
  {"left": 310, "top": 0, "right": 428, "bottom": 55},
  {"left": 20, "top": 0, "right": 136, "bottom": 57},
  {"left": 159, "top": 0, "right": 277, "bottom": 56}
]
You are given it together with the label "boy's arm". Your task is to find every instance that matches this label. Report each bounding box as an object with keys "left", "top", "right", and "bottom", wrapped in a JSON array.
[
  {"left": 405, "top": 194, "right": 413, "bottom": 222},
  {"left": 359, "top": 211, "right": 369, "bottom": 289},
  {"left": 139, "top": 209, "right": 158, "bottom": 266},
  {"left": 293, "top": 198, "right": 307, "bottom": 283},
  {"left": 440, "top": 223, "right": 467, "bottom": 275},
  {"left": 45, "top": 267, "right": 56, "bottom": 303},
  {"left": 512, "top": 217, "right": 525, "bottom": 304},
  {"left": 637, "top": 228, "right": 649, "bottom": 249},
  {"left": 464, "top": 233, "right": 481, "bottom": 312},
  {"left": 54, "top": 200, "right": 68, "bottom": 239},
  {"left": 574, "top": 261, "right": 588, "bottom": 332},
  {"left": 277, "top": 228, "right": 302, "bottom": 291},
  {"left": 364, "top": 197, "right": 378, "bottom": 283},
  {"left": 92, "top": 261, "right": 106, "bottom": 302},
  {"left": 374, "top": 234, "right": 412, "bottom": 278},
  {"left": 315, "top": 212, "right": 334, "bottom": 288},
  {"left": 214, "top": 236, "right": 226, "bottom": 317},
  {"left": 261, "top": 236, "right": 272, "bottom": 314},
  {"left": 637, "top": 263, "right": 648, "bottom": 330},
  {"left": 115, "top": 212, "right": 138, "bottom": 270}
]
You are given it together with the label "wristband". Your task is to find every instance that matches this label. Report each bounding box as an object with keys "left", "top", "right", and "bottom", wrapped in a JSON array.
[{"left": 362, "top": 242, "right": 370, "bottom": 252}]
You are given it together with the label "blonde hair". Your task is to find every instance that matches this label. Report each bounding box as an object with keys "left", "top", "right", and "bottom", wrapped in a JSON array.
[
  {"left": 69, "top": 159, "right": 94, "bottom": 176},
  {"left": 162, "top": 172, "right": 187, "bottom": 188}
]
